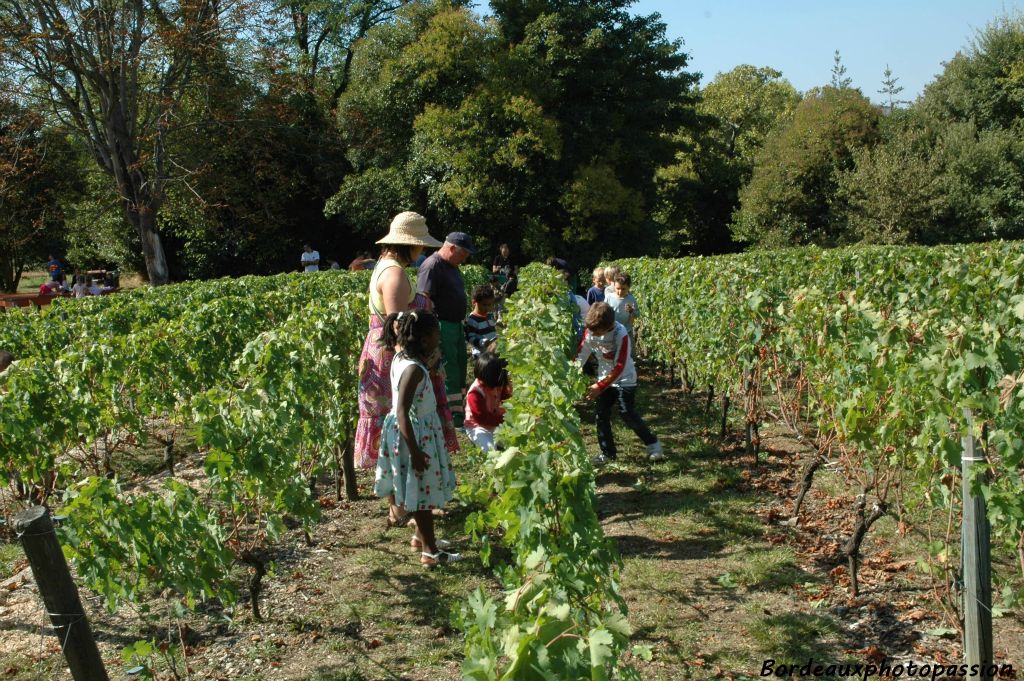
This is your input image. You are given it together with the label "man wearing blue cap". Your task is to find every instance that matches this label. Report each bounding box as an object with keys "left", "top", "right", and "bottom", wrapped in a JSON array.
[{"left": 418, "top": 231, "right": 474, "bottom": 427}]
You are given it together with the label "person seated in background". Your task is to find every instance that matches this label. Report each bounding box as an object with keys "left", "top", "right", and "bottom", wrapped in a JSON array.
[
  {"left": 38, "top": 279, "right": 62, "bottom": 294},
  {"left": 71, "top": 275, "right": 90, "bottom": 298},
  {"left": 465, "top": 285, "right": 498, "bottom": 356},
  {"left": 87, "top": 277, "right": 102, "bottom": 296},
  {"left": 327, "top": 259, "right": 341, "bottom": 270},
  {"left": 349, "top": 251, "right": 376, "bottom": 271}
]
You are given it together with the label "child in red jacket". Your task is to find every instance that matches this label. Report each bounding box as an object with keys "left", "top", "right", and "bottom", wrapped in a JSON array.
[{"left": 464, "top": 352, "right": 512, "bottom": 452}]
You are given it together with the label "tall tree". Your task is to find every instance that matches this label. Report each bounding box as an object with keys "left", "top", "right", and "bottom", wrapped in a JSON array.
[
  {"left": 831, "top": 49, "right": 853, "bottom": 89},
  {"left": 329, "top": 1, "right": 698, "bottom": 263},
  {"left": 655, "top": 65, "right": 800, "bottom": 254},
  {"left": 0, "top": 93, "right": 79, "bottom": 291},
  {"left": 919, "top": 13, "right": 1024, "bottom": 131},
  {"left": 488, "top": 0, "right": 698, "bottom": 260},
  {"left": 0, "top": 0, "right": 237, "bottom": 284},
  {"left": 274, "top": 0, "right": 423, "bottom": 110},
  {"left": 732, "top": 86, "right": 880, "bottom": 248},
  {"left": 878, "top": 64, "right": 906, "bottom": 113}
]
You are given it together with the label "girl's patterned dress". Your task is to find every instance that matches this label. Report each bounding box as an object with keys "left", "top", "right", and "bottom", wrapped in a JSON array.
[{"left": 374, "top": 354, "right": 457, "bottom": 511}]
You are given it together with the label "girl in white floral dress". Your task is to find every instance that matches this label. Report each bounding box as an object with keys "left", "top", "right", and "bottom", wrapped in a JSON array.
[{"left": 375, "top": 311, "right": 460, "bottom": 565}]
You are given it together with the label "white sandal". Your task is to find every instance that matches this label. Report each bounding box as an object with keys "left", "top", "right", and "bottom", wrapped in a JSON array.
[
  {"left": 411, "top": 537, "right": 451, "bottom": 551},
  {"left": 421, "top": 550, "right": 462, "bottom": 566}
]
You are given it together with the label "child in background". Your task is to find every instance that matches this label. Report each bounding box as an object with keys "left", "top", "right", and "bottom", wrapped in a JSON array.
[
  {"left": 602, "top": 265, "right": 621, "bottom": 291},
  {"left": 603, "top": 273, "right": 639, "bottom": 335},
  {"left": 547, "top": 257, "right": 586, "bottom": 340},
  {"left": 586, "top": 266, "right": 606, "bottom": 305},
  {"left": 71, "top": 276, "right": 90, "bottom": 298},
  {"left": 465, "top": 284, "right": 498, "bottom": 356},
  {"left": 464, "top": 352, "right": 512, "bottom": 452},
  {"left": 376, "top": 310, "right": 461, "bottom": 566},
  {"left": 576, "top": 302, "right": 664, "bottom": 465}
]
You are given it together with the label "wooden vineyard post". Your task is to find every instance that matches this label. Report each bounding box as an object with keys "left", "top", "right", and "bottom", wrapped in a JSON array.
[
  {"left": 342, "top": 437, "right": 358, "bottom": 501},
  {"left": 720, "top": 393, "right": 730, "bottom": 437},
  {"left": 961, "top": 408, "right": 993, "bottom": 679},
  {"left": 14, "top": 506, "right": 110, "bottom": 681}
]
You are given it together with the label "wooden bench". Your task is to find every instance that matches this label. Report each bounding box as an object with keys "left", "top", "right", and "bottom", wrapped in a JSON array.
[{"left": 0, "top": 292, "right": 70, "bottom": 310}]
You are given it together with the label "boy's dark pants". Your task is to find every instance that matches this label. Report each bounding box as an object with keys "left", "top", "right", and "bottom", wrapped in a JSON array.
[{"left": 596, "top": 385, "right": 657, "bottom": 459}]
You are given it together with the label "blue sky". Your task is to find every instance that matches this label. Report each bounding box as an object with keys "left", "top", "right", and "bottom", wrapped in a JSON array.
[{"left": 630, "top": 0, "right": 1023, "bottom": 102}]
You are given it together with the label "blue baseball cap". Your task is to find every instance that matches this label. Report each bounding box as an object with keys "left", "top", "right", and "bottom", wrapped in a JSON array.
[{"left": 445, "top": 232, "right": 475, "bottom": 254}]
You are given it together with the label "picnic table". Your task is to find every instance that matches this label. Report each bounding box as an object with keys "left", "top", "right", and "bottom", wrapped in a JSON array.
[
  {"left": 0, "top": 287, "right": 119, "bottom": 311},
  {"left": 0, "top": 291, "right": 71, "bottom": 310}
]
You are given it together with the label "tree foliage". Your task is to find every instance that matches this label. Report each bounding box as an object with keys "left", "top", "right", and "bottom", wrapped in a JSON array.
[
  {"left": 919, "top": 13, "right": 1024, "bottom": 131},
  {"left": 2, "top": 2, "right": 1024, "bottom": 278},
  {"left": 732, "top": 87, "right": 880, "bottom": 247},
  {"left": 654, "top": 65, "right": 800, "bottom": 254},
  {"left": 327, "top": 0, "right": 697, "bottom": 264},
  {"left": 0, "top": 94, "right": 80, "bottom": 291},
  {"left": 835, "top": 13, "right": 1024, "bottom": 247},
  {"left": 0, "top": 0, "right": 244, "bottom": 284}
]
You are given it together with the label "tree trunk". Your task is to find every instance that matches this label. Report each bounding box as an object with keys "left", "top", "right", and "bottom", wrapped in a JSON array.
[
  {"left": 0, "top": 244, "right": 25, "bottom": 293},
  {"left": 127, "top": 204, "right": 170, "bottom": 286},
  {"left": 240, "top": 551, "right": 266, "bottom": 621},
  {"left": 746, "top": 420, "right": 760, "bottom": 464}
]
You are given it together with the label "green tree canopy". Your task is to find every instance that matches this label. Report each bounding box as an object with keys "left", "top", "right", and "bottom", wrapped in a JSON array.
[
  {"left": 652, "top": 65, "right": 800, "bottom": 255},
  {"left": 698, "top": 66, "right": 801, "bottom": 178},
  {"left": 0, "top": 94, "right": 81, "bottom": 292},
  {"left": 731, "top": 86, "right": 880, "bottom": 248},
  {"left": 919, "top": 13, "right": 1024, "bottom": 131},
  {"left": 839, "top": 13, "right": 1024, "bottom": 246},
  {"left": 327, "top": 0, "right": 698, "bottom": 264}
]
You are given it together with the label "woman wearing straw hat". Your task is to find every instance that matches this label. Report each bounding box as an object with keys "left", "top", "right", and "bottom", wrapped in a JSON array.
[{"left": 355, "top": 213, "right": 460, "bottom": 520}]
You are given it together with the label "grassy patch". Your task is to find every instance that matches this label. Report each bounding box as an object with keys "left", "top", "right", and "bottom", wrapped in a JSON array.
[
  {"left": 746, "top": 609, "right": 847, "bottom": 667},
  {"left": 729, "top": 547, "right": 807, "bottom": 590},
  {"left": 0, "top": 541, "right": 22, "bottom": 579}
]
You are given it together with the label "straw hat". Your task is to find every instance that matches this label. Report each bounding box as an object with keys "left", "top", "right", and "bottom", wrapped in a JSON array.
[{"left": 376, "top": 211, "right": 443, "bottom": 248}]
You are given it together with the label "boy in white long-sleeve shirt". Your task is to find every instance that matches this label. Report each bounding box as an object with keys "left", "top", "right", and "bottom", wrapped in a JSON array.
[{"left": 576, "top": 302, "right": 664, "bottom": 465}]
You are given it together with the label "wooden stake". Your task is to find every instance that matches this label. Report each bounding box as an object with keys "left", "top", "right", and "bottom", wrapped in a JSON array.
[
  {"left": 961, "top": 408, "right": 993, "bottom": 679},
  {"left": 15, "top": 507, "right": 110, "bottom": 681}
]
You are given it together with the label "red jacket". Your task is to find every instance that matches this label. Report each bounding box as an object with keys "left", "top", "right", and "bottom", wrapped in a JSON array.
[{"left": 464, "top": 379, "right": 512, "bottom": 430}]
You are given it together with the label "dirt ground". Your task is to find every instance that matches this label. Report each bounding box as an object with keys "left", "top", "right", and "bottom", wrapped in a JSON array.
[{"left": 1, "top": 370, "right": 1021, "bottom": 680}]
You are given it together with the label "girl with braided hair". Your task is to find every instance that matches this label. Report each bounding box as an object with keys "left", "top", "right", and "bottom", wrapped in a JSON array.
[{"left": 376, "top": 310, "right": 461, "bottom": 566}]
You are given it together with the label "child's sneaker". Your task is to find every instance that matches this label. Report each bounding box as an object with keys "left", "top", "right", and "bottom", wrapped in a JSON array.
[{"left": 647, "top": 441, "right": 666, "bottom": 462}]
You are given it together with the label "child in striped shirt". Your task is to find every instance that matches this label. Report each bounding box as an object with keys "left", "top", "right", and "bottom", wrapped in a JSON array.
[{"left": 465, "top": 284, "right": 498, "bottom": 356}]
